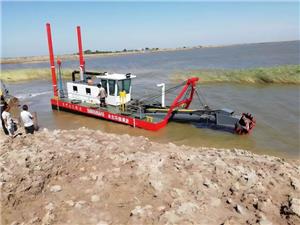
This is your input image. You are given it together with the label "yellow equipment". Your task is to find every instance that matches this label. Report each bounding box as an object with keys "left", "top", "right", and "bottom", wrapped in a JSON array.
[{"left": 119, "top": 91, "right": 126, "bottom": 112}]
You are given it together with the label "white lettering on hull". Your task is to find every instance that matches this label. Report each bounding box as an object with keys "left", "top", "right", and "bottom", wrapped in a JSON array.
[
  {"left": 61, "top": 102, "right": 83, "bottom": 111},
  {"left": 57, "top": 101, "right": 130, "bottom": 125},
  {"left": 107, "top": 114, "right": 129, "bottom": 124},
  {"left": 87, "top": 108, "right": 105, "bottom": 117}
]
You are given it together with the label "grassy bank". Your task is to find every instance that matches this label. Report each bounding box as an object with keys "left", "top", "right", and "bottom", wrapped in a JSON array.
[
  {"left": 1, "top": 65, "right": 300, "bottom": 84},
  {"left": 0, "top": 68, "right": 75, "bottom": 82},
  {"left": 173, "top": 65, "right": 300, "bottom": 84}
]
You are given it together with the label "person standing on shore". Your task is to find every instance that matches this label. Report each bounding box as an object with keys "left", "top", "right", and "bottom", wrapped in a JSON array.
[
  {"left": 20, "top": 105, "right": 35, "bottom": 134},
  {"left": 0, "top": 95, "right": 9, "bottom": 135},
  {"left": 1, "top": 104, "right": 15, "bottom": 137}
]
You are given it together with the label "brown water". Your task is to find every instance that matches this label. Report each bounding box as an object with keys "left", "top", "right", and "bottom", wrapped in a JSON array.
[
  {"left": 4, "top": 41, "right": 300, "bottom": 159},
  {"left": 7, "top": 80, "right": 299, "bottom": 159}
]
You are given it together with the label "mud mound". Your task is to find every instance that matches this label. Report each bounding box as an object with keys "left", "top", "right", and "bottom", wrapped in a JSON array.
[{"left": 1, "top": 128, "right": 299, "bottom": 225}]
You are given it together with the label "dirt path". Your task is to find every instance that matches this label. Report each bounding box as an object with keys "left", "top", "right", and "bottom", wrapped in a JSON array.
[{"left": 1, "top": 128, "right": 299, "bottom": 225}]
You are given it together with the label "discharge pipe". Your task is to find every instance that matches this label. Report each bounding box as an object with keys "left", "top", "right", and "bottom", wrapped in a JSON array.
[{"left": 157, "top": 83, "right": 165, "bottom": 107}]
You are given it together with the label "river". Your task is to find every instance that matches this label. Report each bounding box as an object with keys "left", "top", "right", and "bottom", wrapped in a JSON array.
[{"left": 4, "top": 41, "right": 300, "bottom": 158}]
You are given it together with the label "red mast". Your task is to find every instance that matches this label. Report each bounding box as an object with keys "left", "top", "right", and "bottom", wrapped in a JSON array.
[
  {"left": 46, "top": 23, "right": 58, "bottom": 97},
  {"left": 76, "top": 26, "right": 85, "bottom": 71}
]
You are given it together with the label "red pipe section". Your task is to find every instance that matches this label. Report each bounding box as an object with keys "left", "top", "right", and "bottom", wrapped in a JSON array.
[
  {"left": 46, "top": 23, "right": 58, "bottom": 97},
  {"left": 76, "top": 26, "right": 85, "bottom": 71},
  {"left": 165, "top": 77, "right": 199, "bottom": 121}
]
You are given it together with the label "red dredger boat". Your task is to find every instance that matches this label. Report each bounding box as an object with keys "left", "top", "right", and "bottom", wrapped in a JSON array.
[{"left": 46, "top": 23, "right": 255, "bottom": 134}]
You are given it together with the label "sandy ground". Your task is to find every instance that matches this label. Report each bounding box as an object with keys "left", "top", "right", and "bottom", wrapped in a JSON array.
[{"left": 0, "top": 128, "right": 300, "bottom": 225}]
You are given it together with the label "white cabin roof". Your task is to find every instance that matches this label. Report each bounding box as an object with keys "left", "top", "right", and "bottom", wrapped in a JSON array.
[{"left": 96, "top": 73, "right": 136, "bottom": 80}]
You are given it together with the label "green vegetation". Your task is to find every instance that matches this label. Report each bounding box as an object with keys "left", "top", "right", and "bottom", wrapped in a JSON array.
[
  {"left": 1, "top": 65, "right": 299, "bottom": 84},
  {"left": 82, "top": 49, "right": 114, "bottom": 54},
  {"left": 173, "top": 65, "right": 300, "bottom": 84},
  {"left": 79, "top": 47, "right": 161, "bottom": 55},
  {"left": 0, "top": 68, "right": 74, "bottom": 82}
]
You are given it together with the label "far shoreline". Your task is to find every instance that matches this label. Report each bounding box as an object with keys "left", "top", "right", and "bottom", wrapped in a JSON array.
[
  {"left": 1, "top": 40, "right": 298, "bottom": 65},
  {"left": 1, "top": 45, "right": 202, "bottom": 65}
]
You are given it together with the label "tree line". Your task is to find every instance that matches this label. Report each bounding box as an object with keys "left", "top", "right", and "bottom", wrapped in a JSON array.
[{"left": 75, "top": 47, "right": 161, "bottom": 55}]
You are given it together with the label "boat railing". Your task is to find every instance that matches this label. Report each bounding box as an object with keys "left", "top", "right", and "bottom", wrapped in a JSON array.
[{"left": 126, "top": 103, "right": 145, "bottom": 119}]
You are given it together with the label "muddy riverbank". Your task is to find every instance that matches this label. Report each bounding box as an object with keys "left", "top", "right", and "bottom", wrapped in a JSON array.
[{"left": 1, "top": 128, "right": 300, "bottom": 225}]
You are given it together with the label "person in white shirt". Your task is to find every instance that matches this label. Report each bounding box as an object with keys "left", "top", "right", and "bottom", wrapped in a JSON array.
[
  {"left": 0, "top": 95, "right": 9, "bottom": 135},
  {"left": 1, "top": 104, "right": 15, "bottom": 137},
  {"left": 20, "top": 104, "right": 35, "bottom": 134},
  {"left": 97, "top": 83, "right": 107, "bottom": 107}
]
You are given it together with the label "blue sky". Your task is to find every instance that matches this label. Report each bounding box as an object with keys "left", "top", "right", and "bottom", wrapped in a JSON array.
[{"left": 1, "top": 1, "right": 299, "bottom": 57}]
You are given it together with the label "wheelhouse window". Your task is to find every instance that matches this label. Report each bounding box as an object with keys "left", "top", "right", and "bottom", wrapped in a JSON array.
[
  {"left": 73, "top": 86, "right": 78, "bottom": 92},
  {"left": 123, "top": 79, "right": 131, "bottom": 93},
  {"left": 101, "top": 79, "right": 108, "bottom": 93},
  {"left": 86, "top": 87, "right": 91, "bottom": 95},
  {"left": 117, "top": 79, "right": 131, "bottom": 95},
  {"left": 108, "top": 80, "right": 115, "bottom": 96}
]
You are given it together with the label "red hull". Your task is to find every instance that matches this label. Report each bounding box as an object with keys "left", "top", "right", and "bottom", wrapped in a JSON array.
[{"left": 51, "top": 99, "right": 168, "bottom": 131}]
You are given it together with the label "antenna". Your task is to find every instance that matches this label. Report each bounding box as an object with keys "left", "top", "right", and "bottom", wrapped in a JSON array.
[{"left": 46, "top": 23, "right": 58, "bottom": 97}]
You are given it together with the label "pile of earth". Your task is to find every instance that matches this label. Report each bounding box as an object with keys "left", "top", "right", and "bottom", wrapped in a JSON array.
[{"left": 0, "top": 128, "right": 299, "bottom": 225}]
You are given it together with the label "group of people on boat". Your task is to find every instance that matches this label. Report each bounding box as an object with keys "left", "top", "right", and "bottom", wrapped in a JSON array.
[{"left": 1, "top": 95, "right": 35, "bottom": 138}]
